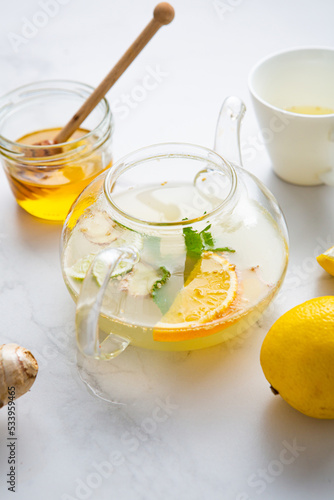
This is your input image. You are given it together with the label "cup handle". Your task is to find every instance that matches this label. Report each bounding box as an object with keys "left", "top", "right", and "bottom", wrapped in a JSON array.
[
  {"left": 318, "top": 129, "right": 334, "bottom": 185},
  {"left": 318, "top": 170, "right": 334, "bottom": 186},
  {"left": 76, "top": 246, "right": 139, "bottom": 360}
]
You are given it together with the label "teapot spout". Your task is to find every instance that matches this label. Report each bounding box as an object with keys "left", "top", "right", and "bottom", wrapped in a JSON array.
[{"left": 214, "top": 96, "right": 246, "bottom": 166}]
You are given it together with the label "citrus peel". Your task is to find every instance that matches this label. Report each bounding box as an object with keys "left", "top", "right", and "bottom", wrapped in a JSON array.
[{"left": 154, "top": 252, "right": 238, "bottom": 341}]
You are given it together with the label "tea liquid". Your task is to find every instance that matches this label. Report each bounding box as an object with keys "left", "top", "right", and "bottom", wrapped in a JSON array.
[
  {"left": 285, "top": 105, "right": 334, "bottom": 115},
  {"left": 63, "top": 180, "right": 288, "bottom": 351}
]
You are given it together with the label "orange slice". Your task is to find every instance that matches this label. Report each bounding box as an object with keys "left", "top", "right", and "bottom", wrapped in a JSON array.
[{"left": 154, "top": 251, "right": 238, "bottom": 342}]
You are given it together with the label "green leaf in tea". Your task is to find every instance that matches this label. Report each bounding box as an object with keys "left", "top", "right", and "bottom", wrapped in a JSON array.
[
  {"left": 201, "top": 224, "right": 214, "bottom": 248},
  {"left": 210, "top": 247, "right": 235, "bottom": 253},
  {"left": 151, "top": 266, "right": 172, "bottom": 314},
  {"left": 183, "top": 226, "right": 203, "bottom": 258},
  {"left": 182, "top": 219, "right": 235, "bottom": 281}
]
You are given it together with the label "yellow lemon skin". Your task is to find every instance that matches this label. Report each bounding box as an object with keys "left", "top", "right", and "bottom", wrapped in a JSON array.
[
  {"left": 154, "top": 252, "right": 238, "bottom": 342},
  {"left": 317, "top": 246, "right": 334, "bottom": 276},
  {"left": 260, "top": 296, "right": 334, "bottom": 419}
]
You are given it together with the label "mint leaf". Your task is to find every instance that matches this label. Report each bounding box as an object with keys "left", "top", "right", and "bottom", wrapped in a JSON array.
[
  {"left": 182, "top": 218, "right": 235, "bottom": 281},
  {"left": 201, "top": 224, "right": 214, "bottom": 248},
  {"left": 210, "top": 247, "right": 235, "bottom": 253},
  {"left": 151, "top": 266, "right": 171, "bottom": 314},
  {"left": 183, "top": 223, "right": 203, "bottom": 281},
  {"left": 183, "top": 226, "right": 203, "bottom": 258},
  {"left": 151, "top": 266, "right": 171, "bottom": 296}
]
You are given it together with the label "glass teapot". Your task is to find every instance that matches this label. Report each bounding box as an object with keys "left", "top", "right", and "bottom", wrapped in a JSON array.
[{"left": 61, "top": 97, "right": 288, "bottom": 360}]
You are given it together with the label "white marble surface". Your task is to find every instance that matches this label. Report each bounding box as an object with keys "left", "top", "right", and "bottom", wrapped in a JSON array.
[{"left": 1, "top": 0, "right": 334, "bottom": 499}]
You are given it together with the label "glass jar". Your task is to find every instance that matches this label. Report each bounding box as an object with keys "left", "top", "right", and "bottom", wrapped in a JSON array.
[{"left": 0, "top": 80, "right": 113, "bottom": 221}]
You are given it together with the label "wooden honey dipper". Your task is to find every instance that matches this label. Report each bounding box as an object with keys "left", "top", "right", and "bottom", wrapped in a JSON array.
[{"left": 32, "top": 3, "right": 174, "bottom": 156}]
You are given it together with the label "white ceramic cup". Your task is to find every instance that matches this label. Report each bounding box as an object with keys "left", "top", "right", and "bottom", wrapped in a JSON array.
[{"left": 248, "top": 47, "right": 334, "bottom": 186}]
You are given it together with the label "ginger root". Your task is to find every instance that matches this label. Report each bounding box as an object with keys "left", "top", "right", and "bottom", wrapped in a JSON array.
[{"left": 0, "top": 344, "right": 38, "bottom": 408}]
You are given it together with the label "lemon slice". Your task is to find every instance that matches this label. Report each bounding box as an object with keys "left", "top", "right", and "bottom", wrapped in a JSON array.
[
  {"left": 66, "top": 231, "right": 143, "bottom": 285},
  {"left": 154, "top": 251, "right": 238, "bottom": 341},
  {"left": 66, "top": 254, "right": 95, "bottom": 280},
  {"left": 66, "top": 253, "right": 133, "bottom": 285},
  {"left": 317, "top": 246, "right": 334, "bottom": 276}
]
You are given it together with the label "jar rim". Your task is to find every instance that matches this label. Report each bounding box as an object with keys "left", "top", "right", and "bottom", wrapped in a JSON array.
[
  {"left": 0, "top": 79, "right": 113, "bottom": 156},
  {"left": 104, "top": 142, "right": 238, "bottom": 229}
]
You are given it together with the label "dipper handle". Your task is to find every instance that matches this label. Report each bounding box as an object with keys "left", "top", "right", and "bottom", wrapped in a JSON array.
[{"left": 55, "top": 3, "right": 174, "bottom": 144}]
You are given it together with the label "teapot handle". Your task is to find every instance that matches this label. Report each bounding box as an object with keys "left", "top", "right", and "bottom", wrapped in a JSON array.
[
  {"left": 76, "top": 246, "right": 139, "bottom": 360},
  {"left": 214, "top": 96, "right": 246, "bottom": 166}
]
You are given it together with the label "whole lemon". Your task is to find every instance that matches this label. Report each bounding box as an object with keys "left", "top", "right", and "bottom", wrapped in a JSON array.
[{"left": 260, "top": 296, "right": 334, "bottom": 419}]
